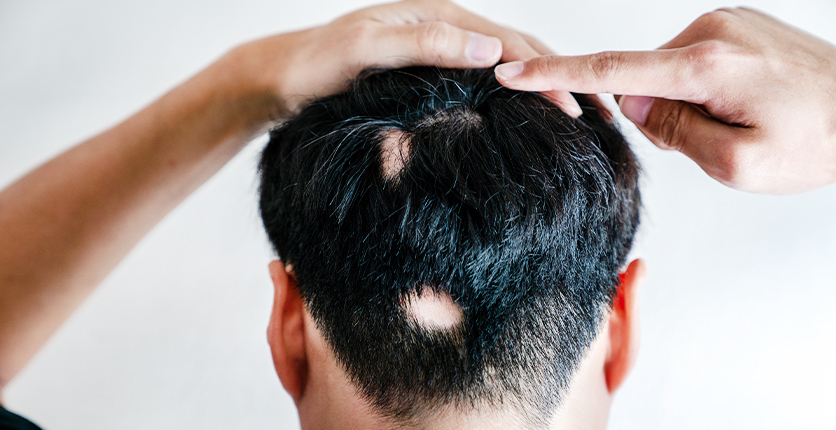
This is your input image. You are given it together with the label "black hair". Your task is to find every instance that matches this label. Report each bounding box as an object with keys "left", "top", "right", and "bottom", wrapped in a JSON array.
[{"left": 259, "top": 67, "right": 640, "bottom": 428}]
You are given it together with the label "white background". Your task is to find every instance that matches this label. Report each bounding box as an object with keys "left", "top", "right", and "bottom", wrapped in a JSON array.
[{"left": 2, "top": 0, "right": 836, "bottom": 429}]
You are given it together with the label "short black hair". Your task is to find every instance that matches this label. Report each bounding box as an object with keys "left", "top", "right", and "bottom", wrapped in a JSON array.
[{"left": 259, "top": 67, "right": 640, "bottom": 428}]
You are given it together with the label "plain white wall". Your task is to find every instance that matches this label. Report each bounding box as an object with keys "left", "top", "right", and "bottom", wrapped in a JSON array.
[{"left": 2, "top": 1, "right": 835, "bottom": 429}]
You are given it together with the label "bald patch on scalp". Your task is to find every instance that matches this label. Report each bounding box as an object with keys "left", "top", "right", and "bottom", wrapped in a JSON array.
[
  {"left": 416, "top": 107, "right": 483, "bottom": 129},
  {"left": 402, "top": 286, "right": 464, "bottom": 330},
  {"left": 379, "top": 129, "right": 410, "bottom": 180}
]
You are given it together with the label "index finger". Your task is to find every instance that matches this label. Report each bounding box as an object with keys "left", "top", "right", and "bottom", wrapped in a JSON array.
[{"left": 495, "top": 47, "right": 713, "bottom": 103}]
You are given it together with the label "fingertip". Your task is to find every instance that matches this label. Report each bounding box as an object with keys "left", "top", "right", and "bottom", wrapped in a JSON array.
[
  {"left": 619, "top": 95, "right": 654, "bottom": 126},
  {"left": 495, "top": 61, "right": 524, "bottom": 81},
  {"left": 564, "top": 99, "right": 583, "bottom": 118},
  {"left": 543, "top": 90, "right": 583, "bottom": 118},
  {"left": 466, "top": 33, "right": 502, "bottom": 65}
]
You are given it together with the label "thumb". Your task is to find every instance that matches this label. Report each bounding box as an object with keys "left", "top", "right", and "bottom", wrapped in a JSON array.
[
  {"left": 382, "top": 22, "right": 502, "bottom": 68},
  {"left": 620, "top": 95, "right": 742, "bottom": 176}
]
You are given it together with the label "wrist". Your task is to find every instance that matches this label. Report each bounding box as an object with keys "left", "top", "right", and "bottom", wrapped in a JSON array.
[
  {"left": 204, "top": 42, "right": 289, "bottom": 127},
  {"left": 221, "top": 31, "right": 312, "bottom": 121}
]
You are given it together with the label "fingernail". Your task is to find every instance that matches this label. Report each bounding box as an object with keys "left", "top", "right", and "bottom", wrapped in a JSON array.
[
  {"left": 619, "top": 95, "right": 654, "bottom": 126},
  {"left": 495, "top": 61, "right": 524, "bottom": 80},
  {"left": 466, "top": 33, "right": 501, "bottom": 63}
]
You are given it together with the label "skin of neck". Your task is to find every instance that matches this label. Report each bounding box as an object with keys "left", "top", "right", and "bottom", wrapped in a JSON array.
[
  {"left": 294, "top": 310, "right": 615, "bottom": 430},
  {"left": 268, "top": 259, "right": 644, "bottom": 430}
]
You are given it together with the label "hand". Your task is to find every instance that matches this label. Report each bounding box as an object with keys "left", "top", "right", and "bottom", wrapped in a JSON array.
[
  {"left": 495, "top": 8, "right": 836, "bottom": 194},
  {"left": 232, "top": 0, "right": 581, "bottom": 117}
]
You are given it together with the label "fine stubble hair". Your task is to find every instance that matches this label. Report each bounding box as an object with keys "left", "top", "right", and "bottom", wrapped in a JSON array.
[{"left": 259, "top": 67, "right": 640, "bottom": 429}]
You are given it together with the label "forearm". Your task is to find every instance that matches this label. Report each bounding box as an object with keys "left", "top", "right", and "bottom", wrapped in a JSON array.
[{"left": 0, "top": 47, "right": 275, "bottom": 388}]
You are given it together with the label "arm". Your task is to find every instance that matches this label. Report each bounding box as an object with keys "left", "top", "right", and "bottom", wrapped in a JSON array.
[
  {"left": 0, "top": 0, "right": 553, "bottom": 392},
  {"left": 495, "top": 8, "right": 836, "bottom": 194}
]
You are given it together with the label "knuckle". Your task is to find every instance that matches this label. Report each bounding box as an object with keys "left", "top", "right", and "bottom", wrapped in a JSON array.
[
  {"left": 690, "top": 40, "right": 724, "bottom": 65},
  {"left": 532, "top": 55, "right": 561, "bottom": 80},
  {"left": 417, "top": 21, "right": 454, "bottom": 62},
  {"left": 695, "top": 9, "right": 740, "bottom": 37},
  {"left": 655, "top": 102, "right": 690, "bottom": 151},
  {"left": 343, "top": 21, "right": 376, "bottom": 56},
  {"left": 695, "top": 9, "right": 725, "bottom": 26},
  {"left": 683, "top": 41, "right": 733, "bottom": 84},
  {"left": 586, "top": 51, "right": 622, "bottom": 84},
  {"left": 692, "top": 39, "right": 725, "bottom": 57},
  {"left": 348, "top": 20, "right": 376, "bottom": 44}
]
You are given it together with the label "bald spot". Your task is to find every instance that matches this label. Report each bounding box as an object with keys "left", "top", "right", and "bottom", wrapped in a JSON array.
[
  {"left": 402, "top": 286, "right": 464, "bottom": 330},
  {"left": 379, "top": 129, "right": 410, "bottom": 180}
]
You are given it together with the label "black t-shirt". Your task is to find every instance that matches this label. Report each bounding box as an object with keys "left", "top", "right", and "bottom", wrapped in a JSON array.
[{"left": 0, "top": 405, "right": 42, "bottom": 430}]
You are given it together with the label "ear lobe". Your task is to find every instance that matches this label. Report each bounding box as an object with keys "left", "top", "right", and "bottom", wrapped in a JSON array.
[
  {"left": 604, "top": 259, "right": 646, "bottom": 393},
  {"left": 267, "top": 260, "right": 308, "bottom": 401}
]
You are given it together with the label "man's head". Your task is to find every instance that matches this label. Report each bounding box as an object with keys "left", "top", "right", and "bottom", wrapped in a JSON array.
[{"left": 259, "top": 67, "right": 644, "bottom": 429}]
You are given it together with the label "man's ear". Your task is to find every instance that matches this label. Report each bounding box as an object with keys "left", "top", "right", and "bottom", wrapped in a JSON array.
[
  {"left": 604, "top": 258, "right": 646, "bottom": 393},
  {"left": 267, "top": 260, "right": 308, "bottom": 402}
]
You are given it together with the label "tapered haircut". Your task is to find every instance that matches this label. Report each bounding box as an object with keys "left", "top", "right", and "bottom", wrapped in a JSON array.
[{"left": 259, "top": 67, "right": 640, "bottom": 428}]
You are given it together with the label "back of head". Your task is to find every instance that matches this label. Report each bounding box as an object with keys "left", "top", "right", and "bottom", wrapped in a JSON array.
[{"left": 259, "top": 67, "right": 640, "bottom": 428}]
